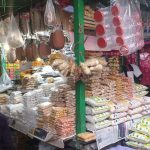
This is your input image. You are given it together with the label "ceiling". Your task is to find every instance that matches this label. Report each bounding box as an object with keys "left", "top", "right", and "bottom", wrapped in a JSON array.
[
  {"left": 0, "top": 0, "right": 150, "bottom": 18},
  {"left": 0, "top": 0, "right": 44, "bottom": 17}
]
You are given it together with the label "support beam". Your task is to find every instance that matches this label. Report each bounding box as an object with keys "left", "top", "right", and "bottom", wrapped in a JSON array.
[{"left": 73, "top": 0, "right": 86, "bottom": 134}]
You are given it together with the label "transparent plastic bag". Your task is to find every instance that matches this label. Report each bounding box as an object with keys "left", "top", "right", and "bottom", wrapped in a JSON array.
[
  {"left": 44, "top": 0, "right": 56, "bottom": 27},
  {"left": 0, "top": 21, "right": 7, "bottom": 43},
  {"left": 111, "top": 0, "right": 144, "bottom": 55},
  {"left": 7, "top": 14, "right": 24, "bottom": 48},
  {"left": 0, "top": 48, "right": 12, "bottom": 85}
]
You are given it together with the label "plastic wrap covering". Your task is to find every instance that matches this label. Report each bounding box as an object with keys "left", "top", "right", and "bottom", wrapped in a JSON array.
[
  {"left": 0, "top": 21, "right": 7, "bottom": 43},
  {"left": 7, "top": 15, "right": 24, "bottom": 49},
  {"left": 94, "top": 0, "right": 144, "bottom": 55},
  {"left": 111, "top": 0, "right": 144, "bottom": 55},
  {"left": 44, "top": 0, "right": 56, "bottom": 27}
]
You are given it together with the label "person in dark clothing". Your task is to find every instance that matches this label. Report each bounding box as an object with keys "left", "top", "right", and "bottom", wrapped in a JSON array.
[{"left": 0, "top": 113, "right": 14, "bottom": 150}]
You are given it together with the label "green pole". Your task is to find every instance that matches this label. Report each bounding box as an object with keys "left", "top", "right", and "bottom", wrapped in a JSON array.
[{"left": 73, "top": 0, "right": 86, "bottom": 134}]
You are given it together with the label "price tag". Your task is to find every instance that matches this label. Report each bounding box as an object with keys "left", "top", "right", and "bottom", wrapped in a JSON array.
[
  {"left": 95, "top": 126, "right": 119, "bottom": 150},
  {"left": 33, "top": 128, "right": 48, "bottom": 140}
]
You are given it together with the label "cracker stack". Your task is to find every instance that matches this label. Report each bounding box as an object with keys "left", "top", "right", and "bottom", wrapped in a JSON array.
[
  {"left": 22, "top": 76, "right": 36, "bottom": 90},
  {"left": 51, "top": 84, "right": 72, "bottom": 107},
  {"left": 0, "top": 94, "right": 9, "bottom": 104},
  {"left": 9, "top": 91, "right": 23, "bottom": 104},
  {"left": 55, "top": 117, "right": 75, "bottom": 138},
  {"left": 36, "top": 102, "right": 52, "bottom": 129}
]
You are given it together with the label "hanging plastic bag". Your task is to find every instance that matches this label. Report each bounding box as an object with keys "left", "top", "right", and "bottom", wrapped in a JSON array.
[
  {"left": 0, "top": 48, "right": 12, "bottom": 85},
  {"left": 50, "top": 26, "right": 65, "bottom": 50},
  {"left": 0, "top": 21, "right": 7, "bottom": 43},
  {"left": 110, "top": 0, "right": 144, "bottom": 55},
  {"left": 44, "top": 0, "right": 56, "bottom": 27},
  {"left": 7, "top": 14, "right": 24, "bottom": 48}
]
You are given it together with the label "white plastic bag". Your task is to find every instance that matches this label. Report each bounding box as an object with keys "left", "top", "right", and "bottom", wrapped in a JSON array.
[
  {"left": 7, "top": 15, "right": 24, "bottom": 48},
  {"left": 44, "top": 0, "right": 56, "bottom": 27},
  {"left": 0, "top": 21, "right": 7, "bottom": 43}
]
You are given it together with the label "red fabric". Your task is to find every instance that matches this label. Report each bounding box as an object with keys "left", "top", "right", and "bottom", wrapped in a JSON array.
[
  {"left": 57, "top": 0, "right": 71, "bottom": 7},
  {"left": 140, "top": 53, "right": 150, "bottom": 85}
]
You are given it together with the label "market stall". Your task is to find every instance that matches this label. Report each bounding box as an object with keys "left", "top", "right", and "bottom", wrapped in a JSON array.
[{"left": 0, "top": 0, "right": 150, "bottom": 150}]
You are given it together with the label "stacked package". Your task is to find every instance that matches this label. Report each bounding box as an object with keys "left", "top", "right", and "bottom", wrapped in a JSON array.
[
  {"left": 36, "top": 102, "right": 52, "bottom": 130},
  {"left": 9, "top": 91, "right": 23, "bottom": 104},
  {"left": 50, "top": 84, "right": 72, "bottom": 107},
  {"left": 86, "top": 97, "right": 111, "bottom": 131},
  {"left": 108, "top": 101, "right": 129, "bottom": 125},
  {"left": 55, "top": 117, "right": 75, "bottom": 138},
  {"left": 108, "top": 75, "right": 134, "bottom": 101},
  {"left": 23, "top": 91, "right": 38, "bottom": 108},
  {"left": 127, "top": 117, "right": 150, "bottom": 150},
  {"left": 142, "top": 96, "right": 150, "bottom": 116},
  {"left": 108, "top": 56, "right": 120, "bottom": 74},
  {"left": 22, "top": 76, "right": 37, "bottom": 90},
  {"left": 40, "top": 83, "right": 54, "bottom": 97},
  {"left": 85, "top": 74, "right": 116, "bottom": 100},
  {"left": 67, "top": 76, "right": 75, "bottom": 90},
  {"left": 5, "top": 103, "right": 24, "bottom": 119},
  {"left": 133, "top": 84, "right": 148, "bottom": 97},
  {"left": 66, "top": 91, "right": 76, "bottom": 119},
  {"left": 127, "top": 98, "right": 143, "bottom": 120},
  {"left": 0, "top": 94, "right": 9, "bottom": 104}
]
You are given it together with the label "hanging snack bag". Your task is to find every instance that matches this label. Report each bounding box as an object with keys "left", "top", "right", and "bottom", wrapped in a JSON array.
[
  {"left": 50, "top": 26, "right": 65, "bottom": 50},
  {"left": 0, "top": 21, "right": 7, "bottom": 43},
  {"left": 44, "top": 0, "right": 56, "bottom": 27},
  {"left": 7, "top": 15, "right": 24, "bottom": 48}
]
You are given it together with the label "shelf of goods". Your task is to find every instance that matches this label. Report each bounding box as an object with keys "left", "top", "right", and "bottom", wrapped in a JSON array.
[{"left": 7, "top": 116, "right": 75, "bottom": 149}]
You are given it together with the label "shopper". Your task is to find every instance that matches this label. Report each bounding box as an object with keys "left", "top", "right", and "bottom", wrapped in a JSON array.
[{"left": 0, "top": 113, "right": 14, "bottom": 150}]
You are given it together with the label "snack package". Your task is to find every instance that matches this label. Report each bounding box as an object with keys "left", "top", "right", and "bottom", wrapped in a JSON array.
[
  {"left": 110, "top": 112, "right": 127, "bottom": 120},
  {"left": 7, "top": 15, "right": 24, "bottom": 48},
  {"left": 86, "top": 112, "right": 110, "bottom": 123},
  {"left": 128, "top": 107, "right": 143, "bottom": 115},
  {"left": 86, "top": 97, "right": 110, "bottom": 107},
  {"left": 126, "top": 141, "right": 143, "bottom": 149},
  {"left": 86, "top": 105, "right": 110, "bottom": 115},
  {"left": 131, "top": 124, "right": 150, "bottom": 136},
  {"left": 44, "top": 0, "right": 56, "bottom": 27},
  {"left": 86, "top": 120, "right": 112, "bottom": 131},
  {"left": 140, "top": 118, "right": 150, "bottom": 127},
  {"left": 0, "top": 21, "right": 7, "bottom": 43},
  {"left": 128, "top": 132, "right": 150, "bottom": 144}
]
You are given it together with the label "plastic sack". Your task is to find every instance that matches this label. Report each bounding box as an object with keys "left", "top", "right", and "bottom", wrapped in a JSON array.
[
  {"left": 7, "top": 15, "right": 24, "bottom": 48},
  {"left": 110, "top": 112, "right": 127, "bottom": 120},
  {"left": 128, "top": 132, "right": 150, "bottom": 144},
  {"left": 0, "top": 21, "right": 7, "bottom": 43},
  {"left": 140, "top": 118, "right": 150, "bottom": 127},
  {"left": 44, "top": 0, "right": 56, "bottom": 27},
  {"left": 144, "top": 143, "right": 150, "bottom": 150},
  {"left": 126, "top": 141, "right": 143, "bottom": 149},
  {"left": 131, "top": 124, "right": 150, "bottom": 136},
  {"left": 112, "top": 116, "right": 129, "bottom": 126},
  {"left": 0, "top": 48, "right": 12, "bottom": 85},
  {"left": 86, "top": 105, "right": 110, "bottom": 115},
  {"left": 86, "top": 120, "right": 112, "bottom": 131},
  {"left": 128, "top": 107, "right": 143, "bottom": 115},
  {"left": 86, "top": 97, "right": 110, "bottom": 107},
  {"left": 111, "top": 0, "right": 144, "bottom": 55},
  {"left": 86, "top": 112, "right": 110, "bottom": 123}
]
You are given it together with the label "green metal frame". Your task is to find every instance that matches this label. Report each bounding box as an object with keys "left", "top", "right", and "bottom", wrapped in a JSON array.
[{"left": 73, "top": 0, "right": 86, "bottom": 134}]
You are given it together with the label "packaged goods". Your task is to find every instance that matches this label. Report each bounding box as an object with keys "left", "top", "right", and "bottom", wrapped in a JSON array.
[
  {"left": 128, "top": 132, "right": 150, "bottom": 144},
  {"left": 44, "top": 0, "right": 56, "bottom": 27},
  {"left": 86, "top": 105, "right": 110, "bottom": 115},
  {"left": 126, "top": 141, "right": 143, "bottom": 149},
  {"left": 86, "top": 112, "right": 110, "bottom": 123},
  {"left": 86, "top": 120, "right": 112, "bottom": 131},
  {"left": 86, "top": 97, "right": 110, "bottom": 107}
]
